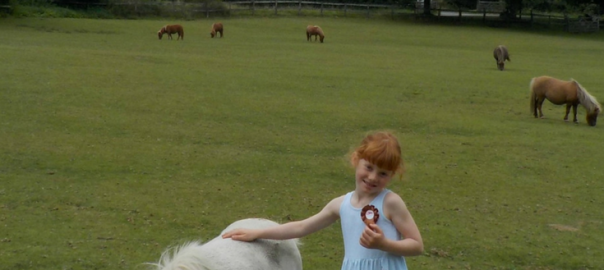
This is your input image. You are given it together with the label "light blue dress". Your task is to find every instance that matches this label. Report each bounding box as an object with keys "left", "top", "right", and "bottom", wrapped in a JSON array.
[{"left": 339, "top": 189, "right": 408, "bottom": 270}]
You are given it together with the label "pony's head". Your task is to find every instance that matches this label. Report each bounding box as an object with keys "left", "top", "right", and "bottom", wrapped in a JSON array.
[
  {"left": 574, "top": 79, "right": 602, "bottom": 126},
  {"left": 494, "top": 46, "right": 509, "bottom": 71},
  {"left": 158, "top": 27, "right": 166, "bottom": 40},
  {"left": 210, "top": 29, "right": 216, "bottom": 38},
  {"left": 316, "top": 27, "right": 325, "bottom": 43},
  {"left": 586, "top": 107, "right": 600, "bottom": 126}
]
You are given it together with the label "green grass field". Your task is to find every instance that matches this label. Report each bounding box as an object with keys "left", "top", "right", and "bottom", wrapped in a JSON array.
[{"left": 1, "top": 16, "right": 603, "bottom": 270}]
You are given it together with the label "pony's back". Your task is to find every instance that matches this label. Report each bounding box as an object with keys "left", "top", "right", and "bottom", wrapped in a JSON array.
[
  {"left": 148, "top": 218, "right": 302, "bottom": 270},
  {"left": 306, "top": 25, "right": 325, "bottom": 43},
  {"left": 493, "top": 45, "right": 510, "bottom": 70}
]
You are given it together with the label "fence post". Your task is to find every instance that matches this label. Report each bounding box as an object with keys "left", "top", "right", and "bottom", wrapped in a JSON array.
[
  {"left": 458, "top": 8, "right": 462, "bottom": 21},
  {"left": 530, "top": 9, "right": 533, "bottom": 27},
  {"left": 275, "top": 0, "right": 278, "bottom": 15},
  {"left": 391, "top": 5, "right": 394, "bottom": 19},
  {"left": 202, "top": 1, "right": 206, "bottom": 18},
  {"left": 482, "top": 8, "right": 486, "bottom": 23},
  {"left": 298, "top": 0, "right": 301, "bottom": 15},
  {"left": 344, "top": 4, "right": 347, "bottom": 17},
  {"left": 252, "top": 0, "right": 255, "bottom": 16},
  {"left": 321, "top": 3, "right": 323, "bottom": 16},
  {"left": 367, "top": 5, "right": 370, "bottom": 18}
]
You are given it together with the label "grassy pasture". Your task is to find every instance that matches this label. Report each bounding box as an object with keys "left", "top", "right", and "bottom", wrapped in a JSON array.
[{"left": 1, "top": 16, "right": 603, "bottom": 270}]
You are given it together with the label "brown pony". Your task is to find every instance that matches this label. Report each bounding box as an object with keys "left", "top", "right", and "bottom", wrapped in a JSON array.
[
  {"left": 211, "top": 22, "right": 223, "bottom": 38},
  {"left": 530, "top": 76, "right": 601, "bottom": 126},
  {"left": 493, "top": 45, "right": 510, "bottom": 71},
  {"left": 158, "top": 24, "right": 184, "bottom": 40},
  {"left": 306, "top": 25, "right": 324, "bottom": 43}
]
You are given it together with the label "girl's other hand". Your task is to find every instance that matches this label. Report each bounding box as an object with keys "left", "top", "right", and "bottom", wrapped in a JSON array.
[
  {"left": 221, "top": 228, "right": 258, "bottom": 242},
  {"left": 359, "top": 223, "right": 385, "bottom": 249}
]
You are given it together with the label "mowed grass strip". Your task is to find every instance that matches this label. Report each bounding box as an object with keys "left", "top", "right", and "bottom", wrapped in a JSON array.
[{"left": 0, "top": 17, "right": 603, "bottom": 269}]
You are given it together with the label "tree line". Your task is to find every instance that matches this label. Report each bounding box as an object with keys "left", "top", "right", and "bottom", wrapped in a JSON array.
[{"left": 10, "top": 0, "right": 603, "bottom": 17}]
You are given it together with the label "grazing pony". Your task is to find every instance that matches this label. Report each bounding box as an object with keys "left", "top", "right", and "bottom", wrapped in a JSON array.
[
  {"left": 147, "top": 218, "right": 303, "bottom": 270},
  {"left": 210, "top": 22, "right": 223, "bottom": 38},
  {"left": 493, "top": 45, "right": 510, "bottom": 71},
  {"left": 158, "top": 24, "right": 184, "bottom": 40},
  {"left": 306, "top": 25, "right": 325, "bottom": 43},
  {"left": 530, "top": 76, "right": 601, "bottom": 126}
]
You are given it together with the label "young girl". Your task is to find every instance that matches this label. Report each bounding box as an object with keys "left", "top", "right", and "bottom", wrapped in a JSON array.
[{"left": 222, "top": 131, "right": 423, "bottom": 270}]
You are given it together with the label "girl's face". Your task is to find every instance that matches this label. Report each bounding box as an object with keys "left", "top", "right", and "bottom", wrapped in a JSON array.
[{"left": 355, "top": 159, "right": 394, "bottom": 193}]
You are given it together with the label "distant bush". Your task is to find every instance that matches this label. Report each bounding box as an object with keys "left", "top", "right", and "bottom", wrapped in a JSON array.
[
  {"left": 6, "top": 0, "right": 229, "bottom": 19},
  {"left": 11, "top": 4, "right": 82, "bottom": 17}
]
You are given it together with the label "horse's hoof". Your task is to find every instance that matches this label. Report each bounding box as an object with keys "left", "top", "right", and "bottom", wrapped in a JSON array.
[{"left": 564, "top": 119, "right": 569, "bottom": 122}]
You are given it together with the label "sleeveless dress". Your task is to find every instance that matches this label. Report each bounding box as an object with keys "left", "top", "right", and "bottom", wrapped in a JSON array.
[{"left": 339, "top": 189, "right": 408, "bottom": 270}]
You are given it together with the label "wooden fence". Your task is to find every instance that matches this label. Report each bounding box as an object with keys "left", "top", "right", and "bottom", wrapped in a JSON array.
[
  {"left": 0, "top": 0, "right": 11, "bottom": 12},
  {"left": 225, "top": 0, "right": 398, "bottom": 18},
  {"left": 22, "top": 0, "right": 601, "bottom": 32},
  {"left": 476, "top": 0, "right": 505, "bottom": 13},
  {"left": 567, "top": 15, "right": 600, "bottom": 33}
]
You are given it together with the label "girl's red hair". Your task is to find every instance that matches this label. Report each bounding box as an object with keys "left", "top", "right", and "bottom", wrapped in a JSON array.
[{"left": 352, "top": 131, "right": 404, "bottom": 175}]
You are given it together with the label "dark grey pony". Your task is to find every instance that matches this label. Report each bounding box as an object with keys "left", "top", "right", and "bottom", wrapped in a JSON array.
[{"left": 493, "top": 45, "right": 510, "bottom": 71}]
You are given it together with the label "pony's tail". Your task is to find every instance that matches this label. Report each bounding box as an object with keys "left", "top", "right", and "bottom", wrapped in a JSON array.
[
  {"left": 529, "top": 77, "right": 536, "bottom": 114},
  {"left": 145, "top": 241, "right": 208, "bottom": 270}
]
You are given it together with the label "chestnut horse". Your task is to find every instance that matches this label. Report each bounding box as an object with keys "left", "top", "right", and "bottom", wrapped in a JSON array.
[
  {"left": 306, "top": 25, "right": 324, "bottom": 43},
  {"left": 493, "top": 45, "right": 510, "bottom": 71},
  {"left": 211, "top": 22, "right": 223, "bottom": 38},
  {"left": 158, "top": 24, "right": 184, "bottom": 40},
  {"left": 530, "top": 76, "right": 601, "bottom": 126},
  {"left": 147, "top": 218, "right": 302, "bottom": 270}
]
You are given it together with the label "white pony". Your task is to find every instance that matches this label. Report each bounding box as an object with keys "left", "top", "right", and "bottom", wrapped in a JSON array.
[{"left": 147, "top": 218, "right": 303, "bottom": 270}]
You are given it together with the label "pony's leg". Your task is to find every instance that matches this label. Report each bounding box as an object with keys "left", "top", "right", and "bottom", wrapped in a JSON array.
[
  {"left": 564, "top": 104, "right": 571, "bottom": 121},
  {"left": 537, "top": 99, "right": 546, "bottom": 118},
  {"left": 572, "top": 104, "right": 579, "bottom": 123}
]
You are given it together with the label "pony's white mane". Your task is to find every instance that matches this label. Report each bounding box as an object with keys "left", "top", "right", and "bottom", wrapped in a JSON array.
[
  {"left": 146, "top": 218, "right": 303, "bottom": 270},
  {"left": 572, "top": 79, "right": 601, "bottom": 114}
]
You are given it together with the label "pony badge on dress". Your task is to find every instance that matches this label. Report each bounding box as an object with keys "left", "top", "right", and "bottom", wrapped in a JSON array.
[
  {"left": 158, "top": 24, "right": 184, "bottom": 40},
  {"left": 493, "top": 45, "right": 510, "bottom": 71},
  {"left": 530, "top": 76, "right": 601, "bottom": 126},
  {"left": 306, "top": 25, "right": 325, "bottom": 43},
  {"left": 211, "top": 22, "right": 223, "bottom": 38},
  {"left": 146, "top": 218, "right": 303, "bottom": 270}
]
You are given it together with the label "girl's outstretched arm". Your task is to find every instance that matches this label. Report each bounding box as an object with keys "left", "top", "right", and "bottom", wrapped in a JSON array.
[
  {"left": 222, "top": 196, "right": 343, "bottom": 241},
  {"left": 365, "top": 192, "right": 424, "bottom": 256}
]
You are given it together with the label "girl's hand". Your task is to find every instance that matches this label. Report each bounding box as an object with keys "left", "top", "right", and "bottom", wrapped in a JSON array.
[
  {"left": 359, "top": 223, "right": 385, "bottom": 249},
  {"left": 221, "top": 228, "right": 259, "bottom": 242}
]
